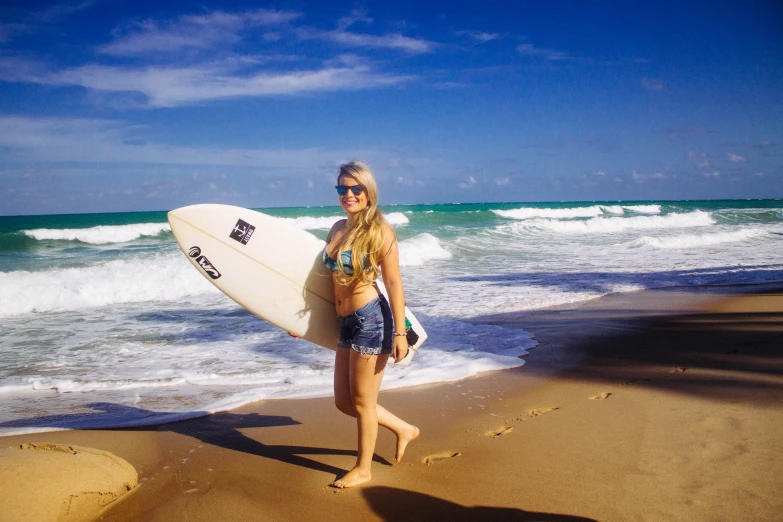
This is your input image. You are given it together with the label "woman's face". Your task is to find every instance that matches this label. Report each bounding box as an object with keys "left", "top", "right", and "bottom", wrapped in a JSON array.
[{"left": 337, "top": 175, "right": 369, "bottom": 215}]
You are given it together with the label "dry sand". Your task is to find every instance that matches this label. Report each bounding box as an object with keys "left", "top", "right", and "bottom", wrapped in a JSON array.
[
  {"left": 0, "top": 443, "right": 137, "bottom": 522},
  {"left": 1, "top": 285, "right": 781, "bottom": 521}
]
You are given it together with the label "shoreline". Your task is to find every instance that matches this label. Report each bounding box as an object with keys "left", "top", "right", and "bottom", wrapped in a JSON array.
[
  {"left": 5, "top": 280, "right": 781, "bottom": 439},
  {"left": 1, "top": 283, "right": 782, "bottom": 520}
]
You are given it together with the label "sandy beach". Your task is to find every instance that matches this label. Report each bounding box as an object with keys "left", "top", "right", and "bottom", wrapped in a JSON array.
[{"left": 2, "top": 284, "right": 781, "bottom": 521}]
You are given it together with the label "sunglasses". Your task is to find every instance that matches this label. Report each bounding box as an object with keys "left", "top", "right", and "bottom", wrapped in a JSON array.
[{"left": 335, "top": 184, "right": 366, "bottom": 196}]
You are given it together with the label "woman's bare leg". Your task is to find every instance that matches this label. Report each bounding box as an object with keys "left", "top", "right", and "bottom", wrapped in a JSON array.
[{"left": 333, "top": 350, "right": 419, "bottom": 468}]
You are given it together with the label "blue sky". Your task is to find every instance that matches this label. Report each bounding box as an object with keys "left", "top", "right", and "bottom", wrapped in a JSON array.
[{"left": 0, "top": 0, "right": 781, "bottom": 215}]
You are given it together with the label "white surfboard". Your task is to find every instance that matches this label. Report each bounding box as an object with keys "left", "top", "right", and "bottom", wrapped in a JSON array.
[{"left": 168, "top": 204, "right": 426, "bottom": 365}]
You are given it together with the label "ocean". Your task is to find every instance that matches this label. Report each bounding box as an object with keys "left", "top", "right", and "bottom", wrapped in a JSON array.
[{"left": 1, "top": 199, "right": 781, "bottom": 435}]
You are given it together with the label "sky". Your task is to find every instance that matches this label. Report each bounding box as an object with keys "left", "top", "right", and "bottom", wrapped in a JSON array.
[{"left": 0, "top": 0, "right": 781, "bottom": 215}]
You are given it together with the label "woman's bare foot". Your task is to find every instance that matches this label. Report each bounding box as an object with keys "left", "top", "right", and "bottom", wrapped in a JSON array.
[
  {"left": 394, "top": 425, "right": 420, "bottom": 463},
  {"left": 330, "top": 467, "right": 372, "bottom": 489}
]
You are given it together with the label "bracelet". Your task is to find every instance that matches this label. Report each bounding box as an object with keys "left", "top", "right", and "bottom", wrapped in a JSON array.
[{"left": 392, "top": 332, "right": 407, "bottom": 337}]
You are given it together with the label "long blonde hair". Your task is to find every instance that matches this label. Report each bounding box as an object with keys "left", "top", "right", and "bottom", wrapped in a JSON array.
[{"left": 334, "top": 161, "right": 391, "bottom": 285}]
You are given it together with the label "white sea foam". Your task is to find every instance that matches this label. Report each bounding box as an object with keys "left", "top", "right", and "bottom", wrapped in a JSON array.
[
  {"left": 630, "top": 228, "right": 767, "bottom": 249},
  {"left": 493, "top": 204, "right": 663, "bottom": 220},
  {"left": 385, "top": 212, "right": 410, "bottom": 225},
  {"left": 0, "top": 253, "right": 217, "bottom": 317},
  {"left": 623, "top": 204, "right": 662, "bottom": 214},
  {"left": 23, "top": 223, "right": 170, "bottom": 244},
  {"left": 508, "top": 211, "right": 714, "bottom": 235},
  {"left": 282, "top": 215, "right": 343, "bottom": 230},
  {"left": 0, "top": 311, "right": 535, "bottom": 435},
  {"left": 398, "top": 234, "right": 452, "bottom": 266},
  {"left": 282, "top": 212, "right": 409, "bottom": 230},
  {"left": 493, "top": 206, "right": 605, "bottom": 219}
]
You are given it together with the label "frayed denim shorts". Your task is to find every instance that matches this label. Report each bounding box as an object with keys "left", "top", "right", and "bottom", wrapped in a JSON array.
[{"left": 337, "top": 294, "right": 393, "bottom": 356}]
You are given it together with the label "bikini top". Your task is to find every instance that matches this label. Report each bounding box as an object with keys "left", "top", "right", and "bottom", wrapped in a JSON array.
[
  {"left": 323, "top": 247, "right": 373, "bottom": 276},
  {"left": 323, "top": 248, "right": 356, "bottom": 275}
]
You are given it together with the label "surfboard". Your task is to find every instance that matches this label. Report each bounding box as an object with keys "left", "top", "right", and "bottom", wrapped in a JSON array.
[{"left": 167, "top": 204, "right": 426, "bottom": 365}]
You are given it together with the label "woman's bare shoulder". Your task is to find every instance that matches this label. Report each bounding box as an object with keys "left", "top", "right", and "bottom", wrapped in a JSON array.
[
  {"left": 326, "top": 219, "right": 348, "bottom": 242},
  {"left": 379, "top": 222, "right": 397, "bottom": 259}
]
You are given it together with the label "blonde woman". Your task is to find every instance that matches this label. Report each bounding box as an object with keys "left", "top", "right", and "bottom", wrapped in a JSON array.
[{"left": 324, "top": 161, "right": 419, "bottom": 488}]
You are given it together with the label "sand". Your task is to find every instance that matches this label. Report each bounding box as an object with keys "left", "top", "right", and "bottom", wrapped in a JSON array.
[
  {"left": 0, "top": 443, "right": 137, "bottom": 522},
  {"left": 0, "top": 284, "right": 781, "bottom": 521}
]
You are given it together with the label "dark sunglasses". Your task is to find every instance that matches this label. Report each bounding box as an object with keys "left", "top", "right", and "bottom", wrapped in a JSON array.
[{"left": 335, "top": 184, "right": 365, "bottom": 196}]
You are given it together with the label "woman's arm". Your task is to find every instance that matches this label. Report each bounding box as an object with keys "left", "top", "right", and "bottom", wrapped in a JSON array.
[{"left": 379, "top": 225, "right": 408, "bottom": 362}]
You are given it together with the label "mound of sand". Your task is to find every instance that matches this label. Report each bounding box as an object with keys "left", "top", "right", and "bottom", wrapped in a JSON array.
[{"left": 0, "top": 443, "right": 137, "bottom": 522}]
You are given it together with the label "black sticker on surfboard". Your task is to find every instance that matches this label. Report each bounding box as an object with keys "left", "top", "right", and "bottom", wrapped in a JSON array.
[
  {"left": 229, "top": 219, "right": 255, "bottom": 245},
  {"left": 188, "top": 246, "right": 221, "bottom": 279}
]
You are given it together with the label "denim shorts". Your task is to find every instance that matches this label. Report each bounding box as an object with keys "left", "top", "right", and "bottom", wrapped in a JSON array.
[{"left": 337, "top": 295, "right": 393, "bottom": 356}]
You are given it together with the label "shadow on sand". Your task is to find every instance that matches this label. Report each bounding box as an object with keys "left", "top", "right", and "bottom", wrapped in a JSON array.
[
  {"left": 361, "top": 487, "right": 597, "bottom": 521},
  {"left": 472, "top": 286, "right": 783, "bottom": 406},
  {"left": 0, "top": 403, "right": 389, "bottom": 479}
]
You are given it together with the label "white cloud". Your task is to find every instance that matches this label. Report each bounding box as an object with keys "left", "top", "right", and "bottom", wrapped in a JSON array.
[
  {"left": 208, "top": 182, "right": 217, "bottom": 190},
  {"left": 755, "top": 172, "right": 765, "bottom": 177},
  {"left": 457, "top": 30, "right": 499, "bottom": 43},
  {"left": 727, "top": 153, "right": 747, "bottom": 163},
  {"left": 494, "top": 177, "right": 510, "bottom": 186},
  {"left": 337, "top": 10, "right": 373, "bottom": 30},
  {"left": 458, "top": 176, "right": 477, "bottom": 188},
  {"left": 702, "top": 171, "right": 720, "bottom": 178},
  {"left": 99, "top": 9, "right": 301, "bottom": 56},
  {"left": 300, "top": 27, "right": 435, "bottom": 53},
  {"left": 307, "top": 180, "right": 314, "bottom": 188},
  {"left": 516, "top": 43, "right": 574, "bottom": 61},
  {"left": 18, "top": 63, "right": 412, "bottom": 107},
  {"left": 591, "top": 170, "right": 605, "bottom": 176},
  {"left": 396, "top": 176, "right": 424, "bottom": 187}
]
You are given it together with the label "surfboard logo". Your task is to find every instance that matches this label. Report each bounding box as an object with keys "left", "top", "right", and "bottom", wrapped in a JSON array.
[
  {"left": 229, "top": 219, "right": 255, "bottom": 245},
  {"left": 188, "top": 246, "right": 221, "bottom": 279}
]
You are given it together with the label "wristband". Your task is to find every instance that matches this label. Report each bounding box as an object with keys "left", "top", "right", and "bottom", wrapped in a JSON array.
[{"left": 392, "top": 332, "right": 406, "bottom": 337}]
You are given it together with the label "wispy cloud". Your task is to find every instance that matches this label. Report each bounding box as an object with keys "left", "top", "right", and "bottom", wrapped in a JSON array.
[
  {"left": 99, "top": 9, "right": 301, "bottom": 56},
  {"left": 458, "top": 176, "right": 477, "bottom": 188},
  {"left": 2, "top": 60, "right": 412, "bottom": 107},
  {"left": 494, "top": 177, "right": 510, "bottom": 186},
  {"left": 640, "top": 77, "right": 665, "bottom": 92},
  {"left": 337, "top": 10, "right": 373, "bottom": 30},
  {"left": 298, "top": 27, "right": 435, "bottom": 53},
  {"left": 30, "top": 0, "right": 96, "bottom": 22},
  {"left": 516, "top": 43, "right": 575, "bottom": 61},
  {"left": 457, "top": 30, "right": 499, "bottom": 43},
  {"left": 727, "top": 153, "right": 747, "bottom": 163},
  {"left": 631, "top": 169, "right": 668, "bottom": 183}
]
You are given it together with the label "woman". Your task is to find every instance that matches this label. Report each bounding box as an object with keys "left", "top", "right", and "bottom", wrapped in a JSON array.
[{"left": 324, "top": 161, "right": 419, "bottom": 488}]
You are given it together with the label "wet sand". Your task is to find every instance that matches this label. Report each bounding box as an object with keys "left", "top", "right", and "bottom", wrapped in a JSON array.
[{"left": 2, "top": 284, "right": 782, "bottom": 521}]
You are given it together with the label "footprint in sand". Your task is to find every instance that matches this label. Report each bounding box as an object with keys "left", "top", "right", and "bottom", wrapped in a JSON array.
[
  {"left": 529, "top": 406, "right": 559, "bottom": 416},
  {"left": 669, "top": 367, "right": 687, "bottom": 374},
  {"left": 589, "top": 392, "right": 612, "bottom": 400},
  {"left": 485, "top": 426, "right": 513, "bottom": 438},
  {"left": 422, "top": 452, "right": 462, "bottom": 465}
]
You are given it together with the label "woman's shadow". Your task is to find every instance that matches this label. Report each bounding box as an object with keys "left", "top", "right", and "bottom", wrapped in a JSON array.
[
  {"left": 0, "top": 402, "right": 390, "bottom": 478},
  {"left": 362, "top": 487, "right": 598, "bottom": 521}
]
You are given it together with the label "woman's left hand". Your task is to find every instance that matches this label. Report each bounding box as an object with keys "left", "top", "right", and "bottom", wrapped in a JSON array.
[{"left": 392, "top": 336, "right": 409, "bottom": 363}]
